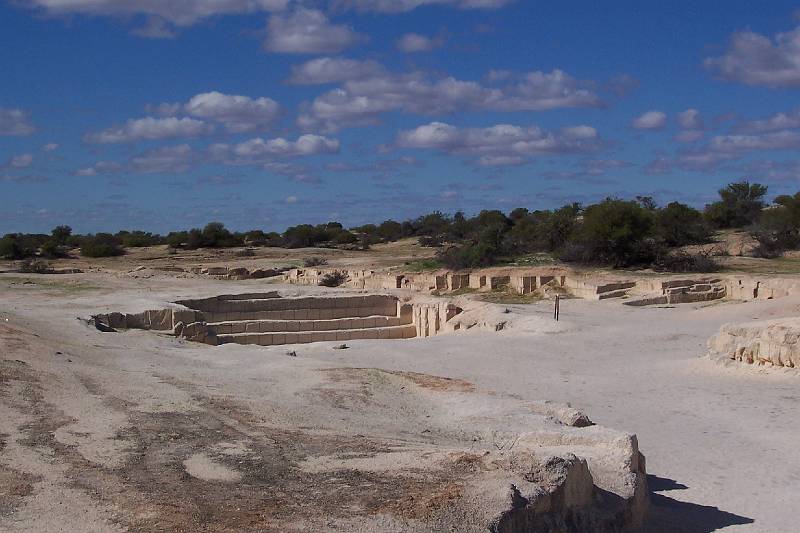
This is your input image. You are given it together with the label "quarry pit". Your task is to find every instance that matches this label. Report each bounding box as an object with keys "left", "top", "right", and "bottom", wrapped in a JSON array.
[{"left": 2, "top": 251, "right": 800, "bottom": 532}]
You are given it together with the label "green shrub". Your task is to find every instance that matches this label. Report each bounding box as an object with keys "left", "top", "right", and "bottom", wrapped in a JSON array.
[
  {"left": 80, "top": 234, "right": 124, "bottom": 257},
  {"left": 437, "top": 242, "right": 499, "bottom": 270},
  {"left": 567, "top": 199, "right": 655, "bottom": 267},
  {"left": 303, "top": 257, "right": 328, "bottom": 267},
  {"left": 750, "top": 193, "right": 800, "bottom": 256},
  {"left": 654, "top": 251, "right": 720, "bottom": 273},
  {"left": 40, "top": 239, "right": 67, "bottom": 258},
  {"left": 116, "top": 230, "right": 162, "bottom": 247},
  {"left": 655, "top": 202, "right": 711, "bottom": 247},
  {"left": 319, "top": 271, "right": 348, "bottom": 287},
  {"left": 19, "top": 258, "right": 52, "bottom": 274},
  {"left": 51, "top": 225, "right": 72, "bottom": 245},
  {"left": 0, "top": 235, "right": 27, "bottom": 260}
]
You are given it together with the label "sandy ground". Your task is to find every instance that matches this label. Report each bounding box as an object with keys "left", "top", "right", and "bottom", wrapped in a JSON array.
[{"left": 1, "top": 269, "right": 798, "bottom": 532}]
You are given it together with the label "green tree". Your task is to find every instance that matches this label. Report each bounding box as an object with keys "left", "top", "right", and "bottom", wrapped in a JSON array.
[
  {"left": 655, "top": 202, "right": 711, "bottom": 247},
  {"left": 51, "top": 225, "right": 72, "bottom": 245},
  {"left": 704, "top": 181, "right": 768, "bottom": 228},
  {"left": 571, "top": 199, "right": 654, "bottom": 267},
  {"left": 751, "top": 192, "right": 800, "bottom": 256}
]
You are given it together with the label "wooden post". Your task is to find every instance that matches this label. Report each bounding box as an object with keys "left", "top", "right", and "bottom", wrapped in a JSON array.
[{"left": 554, "top": 295, "right": 560, "bottom": 321}]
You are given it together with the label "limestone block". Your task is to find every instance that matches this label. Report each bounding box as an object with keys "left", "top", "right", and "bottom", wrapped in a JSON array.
[{"left": 709, "top": 318, "right": 800, "bottom": 367}]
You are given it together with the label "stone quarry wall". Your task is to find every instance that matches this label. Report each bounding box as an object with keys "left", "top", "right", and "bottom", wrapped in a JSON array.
[
  {"left": 95, "top": 292, "right": 463, "bottom": 347},
  {"left": 285, "top": 267, "right": 800, "bottom": 311},
  {"left": 286, "top": 267, "right": 570, "bottom": 296},
  {"left": 709, "top": 318, "right": 800, "bottom": 368}
]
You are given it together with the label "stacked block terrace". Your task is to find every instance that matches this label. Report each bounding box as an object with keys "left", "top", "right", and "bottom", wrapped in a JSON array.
[{"left": 95, "top": 292, "right": 461, "bottom": 347}]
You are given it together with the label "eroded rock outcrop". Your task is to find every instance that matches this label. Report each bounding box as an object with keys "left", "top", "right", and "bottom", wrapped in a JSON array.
[{"left": 709, "top": 318, "right": 800, "bottom": 368}]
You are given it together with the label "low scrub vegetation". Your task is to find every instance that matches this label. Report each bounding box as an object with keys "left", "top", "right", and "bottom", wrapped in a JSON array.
[
  {"left": 318, "top": 271, "right": 348, "bottom": 287},
  {"left": 3, "top": 180, "right": 797, "bottom": 273},
  {"left": 303, "top": 257, "right": 329, "bottom": 267}
]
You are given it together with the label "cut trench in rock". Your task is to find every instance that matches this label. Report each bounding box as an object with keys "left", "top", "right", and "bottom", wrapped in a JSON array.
[{"left": 93, "top": 292, "right": 464, "bottom": 347}]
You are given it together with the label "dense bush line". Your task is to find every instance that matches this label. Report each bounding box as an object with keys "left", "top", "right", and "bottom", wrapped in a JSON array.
[{"left": 2, "top": 181, "right": 797, "bottom": 269}]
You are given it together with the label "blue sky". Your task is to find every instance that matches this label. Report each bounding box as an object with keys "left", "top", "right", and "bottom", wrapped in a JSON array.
[{"left": 2, "top": 0, "right": 800, "bottom": 234}]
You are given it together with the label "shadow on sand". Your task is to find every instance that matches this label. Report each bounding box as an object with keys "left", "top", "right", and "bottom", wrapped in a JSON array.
[{"left": 636, "top": 475, "right": 754, "bottom": 533}]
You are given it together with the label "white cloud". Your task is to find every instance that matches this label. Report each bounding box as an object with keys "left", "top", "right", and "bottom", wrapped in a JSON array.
[
  {"left": 288, "top": 57, "right": 385, "bottom": 85},
  {"left": 131, "top": 144, "right": 194, "bottom": 174},
  {"left": 42, "top": 143, "right": 59, "bottom": 152},
  {"left": 298, "top": 65, "right": 602, "bottom": 132},
  {"left": 736, "top": 109, "right": 800, "bottom": 133},
  {"left": 396, "top": 33, "right": 442, "bottom": 52},
  {"left": 632, "top": 110, "right": 667, "bottom": 130},
  {"left": 674, "top": 130, "right": 704, "bottom": 143},
  {"left": 84, "top": 117, "right": 212, "bottom": 143},
  {"left": 677, "top": 108, "right": 703, "bottom": 130},
  {"left": 675, "top": 108, "right": 704, "bottom": 143},
  {"left": 264, "top": 8, "right": 364, "bottom": 54},
  {"left": 24, "top": 0, "right": 289, "bottom": 27},
  {"left": 73, "top": 161, "right": 124, "bottom": 177},
  {"left": 0, "top": 108, "right": 35, "bottom": 136},
  {"left": 743, "top": 160, "right": 800, "bottom": 182},
  {"left": 264, "top": 162, "right": 322, "bottom": 183},
  {"left": 8, "top": 153, "right": 33, "bottom": 169},
  {"left": 285, "top": 195, "right": 298, "bottom": 204},
  {"left": 396, "top": 121, "right": 601, "bottom": 166},
  {"left": 211, "top": 134, "right": 340, "bottom": 165},
  {"left": 705, "top": 25, "right": 800, "bottom": 87},
  {"left": 333, "top": 0, "right": 512, "bottom": 13},
  {"left": 131, "top": 16, "right": 177, "bottom": 39},
  {"left": 184, "top": 91, "right": 280, "bottom": 133},
  {"left": 0, "top": 174, "right": 47, "bottom": 183},
  {"left": 709, "top": 130, "right": 800, "bottom": 153}
]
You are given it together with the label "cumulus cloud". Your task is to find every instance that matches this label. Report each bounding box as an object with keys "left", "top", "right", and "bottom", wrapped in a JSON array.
[
  {"left": 333, "top": 0, "right": 512, "bottom": 13},
  {"left": 709, "top": 130, "right": 800, "bottom": 153},
  {"left": 184, "top": 91, "right": 280, "bottom": 133},
  {"left": 297, "top": 63, "right": 602, "bottom": 132},
  {"left": 742, "top": 159, "right": 800, "bottom": 182},
  {"left": 288, "top": 57, "right": 385, "bottom": 84},
  {"left": 264, "top": 162, "right": 322, "bottom": 184},
  {"left": 396, "top": 33, "right": 443, "bottom": 52},
  {"left": 131, "top": 16, "right": 177, "bottom": 39},
  {"left": 41, "top": 143, "right": 59, "bottom": 152},
  {"left": 632, "top": 110, "right": 667, "bottom": 130},
  {"left": 131, "top": 144, "right": 194, "bottom": 174},
  {"left": 8, "top": 153, "right": 33, "bottom": 169},
  {"left": 396, "top": 121, "right": 601, "bottom": 166},
  {"left": 0, "top": 174, "right": 47, "bottom": 183},
  {"left": 73, "top": 161, "right": 124, "bottom": 177},
  {"left": 211, "top": 134, "right": 340, "bottom": 166},
  {"left": 677, "top": 108, "right": 703, "bottom": 130},
  {"left": 704, "top": 25, "right": 800, "bottom": 87},
  {"left": 675, "top": 108, "right": 704, "bottom": 143},
  {"left": 24, "top": 0, "right": 289, "bottom": 27},
  {"left": 735, "top": 109, "right": 800, "bottom": 133},
  {"left": 0, "top": 108, "right": 35, "bottom": 136},
  {"left": 84, "top": 117, "right": 212, "bottom": 143},
  {"left": 264, "top": 8, "right": 364, "bottom": 54}
]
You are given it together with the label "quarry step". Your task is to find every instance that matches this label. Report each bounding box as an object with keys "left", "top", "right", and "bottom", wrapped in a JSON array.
[
  {"left": 203, "top": 305, "right": 399, "bottom": 323},
  {"left": 597, "top": 289, "right": 631, "bottom": 300},
  {"left": 216, "top": 324, "right": 418, "bottom": 345},
  {"left": 181, "top": 294, "right": 398, "bottom": 314},
  {"left": 208, "top": 315, "right": 408, "bottom": 335}
]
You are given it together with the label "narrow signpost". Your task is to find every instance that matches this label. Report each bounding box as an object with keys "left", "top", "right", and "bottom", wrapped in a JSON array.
[{"left": 554, "top": 294, "right": 560, "bottom": 321}]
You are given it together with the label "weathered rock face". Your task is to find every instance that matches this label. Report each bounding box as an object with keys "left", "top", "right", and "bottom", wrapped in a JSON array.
[
  {"left": 95, "top": 292, "right": 466, "bottom": 347},
  {"left": 708, "top": 318, "right": 800, "bottom": 368}
]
